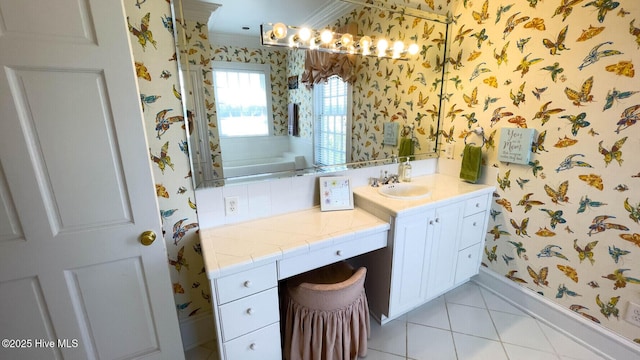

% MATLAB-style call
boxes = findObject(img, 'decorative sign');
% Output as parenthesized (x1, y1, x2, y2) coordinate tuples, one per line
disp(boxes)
(383, 122, 399, 146)
(319, 176, 354, 211)
(497, 128, 535, 164)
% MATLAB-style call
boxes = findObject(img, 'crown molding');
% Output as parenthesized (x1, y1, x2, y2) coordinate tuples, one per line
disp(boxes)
(181, 0, 220, 24)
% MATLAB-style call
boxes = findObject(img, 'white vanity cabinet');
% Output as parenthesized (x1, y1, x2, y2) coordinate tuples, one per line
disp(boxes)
(212, 263, 282, 360)
(353, 177, 493, 324)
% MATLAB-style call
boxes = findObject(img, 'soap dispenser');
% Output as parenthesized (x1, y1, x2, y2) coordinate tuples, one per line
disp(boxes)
(398, 160, 405, 181)
(402, 159, 412, 182)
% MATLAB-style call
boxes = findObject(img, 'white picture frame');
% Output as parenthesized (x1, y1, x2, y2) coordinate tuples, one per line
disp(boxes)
(319, 176, 354, 211)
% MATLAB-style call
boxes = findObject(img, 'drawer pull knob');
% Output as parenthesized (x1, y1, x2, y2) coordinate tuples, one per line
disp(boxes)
(336, 250, 343, 256)
(475, 203, 480, 208)
(473, 222, 477, 226)
(243, 280, 252, 288)
(246, 308, 254, 315)
(250, 343, 257, 350)
(468, 254, 472, 259)
(429, 220, 434, 225)
(435, 218, 440, 223)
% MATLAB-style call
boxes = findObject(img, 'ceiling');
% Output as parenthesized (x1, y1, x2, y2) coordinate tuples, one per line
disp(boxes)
(199, 0, 354, 37)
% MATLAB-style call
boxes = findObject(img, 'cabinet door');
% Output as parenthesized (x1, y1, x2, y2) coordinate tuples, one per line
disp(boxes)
(388, 210, 432, 317)
(426, 202, 464, 299)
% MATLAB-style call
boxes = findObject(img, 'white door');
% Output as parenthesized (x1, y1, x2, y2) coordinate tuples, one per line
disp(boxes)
(0, 1, 184, 359)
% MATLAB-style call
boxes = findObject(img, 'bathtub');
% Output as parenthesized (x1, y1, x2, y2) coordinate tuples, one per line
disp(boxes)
(223, 155, 305, 178)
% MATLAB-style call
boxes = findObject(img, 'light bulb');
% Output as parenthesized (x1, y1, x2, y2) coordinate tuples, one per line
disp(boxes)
(298, 27, 311, 42)
(408, 43, 419, 55)
(393, 41, 404, 53)
(320, 29, 333, 44)
(359, 35, 371, 55)
(272, 22, 287, 39)
(377, 38, 389, 56)
(340, 33, 353, 47)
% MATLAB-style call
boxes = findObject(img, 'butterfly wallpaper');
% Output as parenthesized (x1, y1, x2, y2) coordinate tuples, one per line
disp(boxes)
(124, 1, 209, 321)
(446, 0, 640, 344)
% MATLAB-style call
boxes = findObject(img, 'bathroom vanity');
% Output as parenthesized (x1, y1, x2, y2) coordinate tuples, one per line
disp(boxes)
(353, 173, 494, 323)
(198, 172, 494, 359)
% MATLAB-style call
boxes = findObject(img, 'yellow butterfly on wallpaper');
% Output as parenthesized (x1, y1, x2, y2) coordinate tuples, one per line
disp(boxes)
(619, 233, 640, 247)
(554, 136, 578, 148)
(468, 50, 482, 61)
(510, 82, 526, 107)
(508, 115, 528, 128)
(484, 245, 498, 263)
(423, 22, 435, 40)
(564, 76, 594, 106)
(485, 129, 497, 150)
(579, 173, 604, 191)
(533, 101, 565, 126)
(518, 193, 545, 213)
(156, 184, 169, 198)
(503, 12, 530, 39)
(605, 61, 635, 77)
(531, 130, 547, 153)
(543, 25, 569, 55)
(577, 25, 605, 42)
(440, 126, 455, 143)
(463, 87, 478, 108)
(510, 217, 530, 237)
(417, 92, 429, 108)
(506, 270, 528, 284)
(423, 0, 435, 10)
(493, 41, 509, 65)
(497, 169, 511, 190)
(173, 282, 185, 294)
(169, 246, 189, 272)
(526, 265, 549, 287)
(150, 141, 174, 174)
(135, 62, 151, 81)
(472, 0, 489, 24)
(598, 137, 627, 166)
(557, 265, 579, 282)
(496, 198, 513, 212)
(553, 0, 585, 21)
(483, 76, 498, 88)
(544, 180, 569, 204)
(449, 49, 464, 70)
(574, 239, 598, 264)
(524, 18, 546, 31)
(514, 53, 543, 77)
(411, 17, 422, 29)
(127, 12, 157, 50)
(454, 24, 473, 46)
(535, 227, 555, 237)
(630, 20, 640, 48)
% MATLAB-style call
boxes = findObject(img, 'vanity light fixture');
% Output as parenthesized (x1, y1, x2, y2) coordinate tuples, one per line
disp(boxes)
(260, 22, 419, 60)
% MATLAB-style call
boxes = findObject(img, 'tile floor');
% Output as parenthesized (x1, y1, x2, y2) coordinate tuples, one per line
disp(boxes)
(184, 281, 606, 360)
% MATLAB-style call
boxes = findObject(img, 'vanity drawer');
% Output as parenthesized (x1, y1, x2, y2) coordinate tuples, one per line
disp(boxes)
(464, 194, 489, 216)
(278, 230, 387, 280)
(223, 322, 282, 360)
(459, 212, 486, 250)
(219, 287, 280, 341)
(454, 243, 482, 284)
(215, 263, 277, 304)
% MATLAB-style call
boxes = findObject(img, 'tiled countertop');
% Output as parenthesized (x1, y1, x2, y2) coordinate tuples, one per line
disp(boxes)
(353, 173, 496, 217)
(200, 207, 390, 279)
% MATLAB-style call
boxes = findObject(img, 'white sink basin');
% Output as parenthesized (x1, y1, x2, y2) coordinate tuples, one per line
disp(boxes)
(378, 183, 431, 200)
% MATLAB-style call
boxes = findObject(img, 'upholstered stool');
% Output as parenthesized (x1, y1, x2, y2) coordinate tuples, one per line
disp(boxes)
(284, 261, 370, 360)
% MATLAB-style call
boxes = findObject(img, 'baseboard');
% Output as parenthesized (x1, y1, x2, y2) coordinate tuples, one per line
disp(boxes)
(179, 310, 216, 351)
(474, 268, 640, 360)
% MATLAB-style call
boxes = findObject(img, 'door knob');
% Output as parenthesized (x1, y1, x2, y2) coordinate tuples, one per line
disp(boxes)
(140, 230, 156, 246)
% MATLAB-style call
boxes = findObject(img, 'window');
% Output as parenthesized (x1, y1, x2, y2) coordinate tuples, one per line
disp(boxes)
(212, 61, 272, 137)
(314, 76, 351, 166)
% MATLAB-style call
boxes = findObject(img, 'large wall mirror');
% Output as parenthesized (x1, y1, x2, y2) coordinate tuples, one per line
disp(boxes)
(175, 0, 451, 188)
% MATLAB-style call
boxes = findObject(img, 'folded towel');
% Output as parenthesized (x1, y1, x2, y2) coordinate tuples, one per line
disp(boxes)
(398, 138, 414, 158)
(460, 144, 482, 183)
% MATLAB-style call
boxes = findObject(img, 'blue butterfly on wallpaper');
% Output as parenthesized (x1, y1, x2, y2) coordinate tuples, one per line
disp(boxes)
(555, 154, 592, 172)
(577, 195, 607, 213)
(469, 62, 491, 81)
(490, 208, 501, 221)
(140, 94, 161, 111)
(537, 245, 569, 261)
(470, 29, 489, 49)
(583, 0, 620, 23)
(560, 112, 590, 136)
(556, 284, 581, 299)
(502, 254, 514, 265)
(608, 246, 630, 264)
(540, 208, 566, 229)
(578, 42, 622, 70)
(516, 37, 531, 53)
(603, 88, 639, 111)
(160, 209, 178, 220)
(176, 301, 192, 312)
